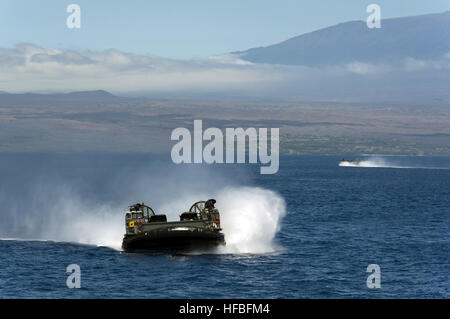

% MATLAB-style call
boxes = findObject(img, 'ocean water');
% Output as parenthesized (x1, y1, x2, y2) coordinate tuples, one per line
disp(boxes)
(0, 153, 449, 298)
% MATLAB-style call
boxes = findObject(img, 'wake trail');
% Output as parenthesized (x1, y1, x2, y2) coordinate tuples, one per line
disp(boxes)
(339, 157, 450, 169)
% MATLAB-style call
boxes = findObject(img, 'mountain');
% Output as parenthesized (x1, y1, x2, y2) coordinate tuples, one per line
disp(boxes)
(0, 90, 116, 99)
(0, 90, 119, 107)
(236, 11, 450, 66)
(55, 90, 116, 99)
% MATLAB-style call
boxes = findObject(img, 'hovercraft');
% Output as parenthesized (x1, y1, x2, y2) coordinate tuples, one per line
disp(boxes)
(122, 199, 225, 251)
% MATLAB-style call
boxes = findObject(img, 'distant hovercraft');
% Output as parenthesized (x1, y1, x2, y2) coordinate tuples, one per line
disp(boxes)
(339, 158, 362, 166)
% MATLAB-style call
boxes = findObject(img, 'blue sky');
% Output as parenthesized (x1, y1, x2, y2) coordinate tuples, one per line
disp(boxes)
(1, 0, 449, 59)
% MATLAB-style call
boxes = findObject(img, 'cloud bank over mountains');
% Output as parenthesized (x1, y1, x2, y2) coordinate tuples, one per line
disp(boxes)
(1, 43, 288, 94)
(1, 12, 449, 104)
(0, 43, 448, 100)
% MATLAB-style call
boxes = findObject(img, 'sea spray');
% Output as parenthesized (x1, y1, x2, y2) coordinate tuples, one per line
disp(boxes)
(2, 183, 286, 254)
(339, 157, 390, 167)
(153, 186, 287, 254)
(339, 156, 450, 169)
(15, 186, 124, 249)
(215, 187, 286, 254)
(339, 156, 413, 168)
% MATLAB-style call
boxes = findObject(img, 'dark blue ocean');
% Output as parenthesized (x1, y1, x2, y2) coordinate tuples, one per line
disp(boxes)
(0, 154, 449, 298)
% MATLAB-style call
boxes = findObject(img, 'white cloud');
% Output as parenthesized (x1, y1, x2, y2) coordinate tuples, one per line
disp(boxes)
(0, 44, 296, 94)
(345, 62, 385, 75)
(0, 44, 448, 100)
(404, 56, 450, 72)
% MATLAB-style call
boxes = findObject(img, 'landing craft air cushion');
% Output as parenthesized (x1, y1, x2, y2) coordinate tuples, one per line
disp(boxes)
(122, 199, 225, 251)
(339, 158, 362, 166)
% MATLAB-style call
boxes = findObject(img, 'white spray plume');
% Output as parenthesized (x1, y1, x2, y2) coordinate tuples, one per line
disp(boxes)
(13, 186, 125, 250)
(3, 184, 286, 254)
(339, 156, 450, 169)
(216, 187, 286, 254)
(338, 156, 449, 169)
(154, 186, 286, 254)
(339, 157, 391, 168)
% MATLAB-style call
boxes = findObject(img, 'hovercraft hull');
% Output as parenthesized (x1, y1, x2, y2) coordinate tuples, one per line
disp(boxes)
(122, 227, 225, 251)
